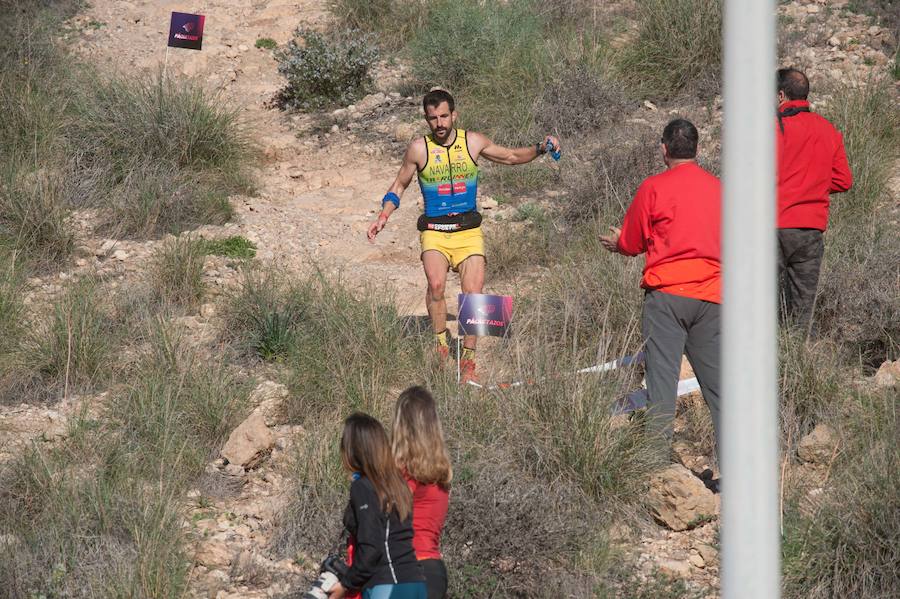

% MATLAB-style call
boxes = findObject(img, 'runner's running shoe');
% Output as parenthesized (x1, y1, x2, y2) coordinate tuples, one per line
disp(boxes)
(459, 358, 478, 384)
(435, 329, 451, 362)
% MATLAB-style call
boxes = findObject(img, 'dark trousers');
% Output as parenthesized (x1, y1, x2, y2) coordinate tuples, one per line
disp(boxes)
(777, 228, 824, 335)
(642, 291, 722, 455)
(420, 559, 447, 599)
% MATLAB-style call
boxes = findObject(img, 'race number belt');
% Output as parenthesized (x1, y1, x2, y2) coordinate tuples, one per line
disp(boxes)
(417, 211, 482, 232)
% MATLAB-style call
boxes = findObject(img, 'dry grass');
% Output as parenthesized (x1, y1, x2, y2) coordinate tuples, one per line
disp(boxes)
(149, 235, 206, 310)
(617, 0, 723, 100)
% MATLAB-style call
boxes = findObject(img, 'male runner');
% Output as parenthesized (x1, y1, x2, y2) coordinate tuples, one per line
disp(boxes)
(367, 89, 560, 383)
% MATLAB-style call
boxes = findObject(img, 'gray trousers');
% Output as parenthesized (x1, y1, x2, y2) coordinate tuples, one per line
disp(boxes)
(777, 228, 824, 335)
(642, 291, 722, 454)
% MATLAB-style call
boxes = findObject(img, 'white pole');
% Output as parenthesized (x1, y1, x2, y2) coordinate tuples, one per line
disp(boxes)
(721, 0, 780, 598)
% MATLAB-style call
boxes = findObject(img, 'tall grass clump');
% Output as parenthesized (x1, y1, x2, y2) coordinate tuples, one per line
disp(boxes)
(408, 0, 551, 142)
(0, 255, 25, 383)
(516, 244, 645, 358)
(329, 0, 426, 47)
(778, 332, 844, 451)
(0, 1, 79, 162)
(782, 388, 899, 598)
(69, 74, 250, 181)
(0, 331, 248, 597)
(149, 235, 206, 309)
(222, 267, 427, 422)
(28, 278, 118, 396)
(67, 74, 251, 237)
(275, 28, 378, 111)
(816, 82, 899, 364)
(221, 267, 311, 361)
(617, 0, 723, 100)
(0, 163, 75, 270)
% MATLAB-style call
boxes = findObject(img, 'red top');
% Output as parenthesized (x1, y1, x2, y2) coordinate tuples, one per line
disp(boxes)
(617, 162, 722, 304)
(776, 99, 853, 230)
(406, 478, 449, 561)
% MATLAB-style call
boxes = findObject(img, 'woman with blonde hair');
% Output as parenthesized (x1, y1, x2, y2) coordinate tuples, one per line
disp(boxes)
(328, 413, 426, 599)
(392, 386, 452, 599)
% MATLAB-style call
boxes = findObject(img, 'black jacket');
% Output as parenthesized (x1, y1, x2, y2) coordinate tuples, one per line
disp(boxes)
(339, 476, 424, 591)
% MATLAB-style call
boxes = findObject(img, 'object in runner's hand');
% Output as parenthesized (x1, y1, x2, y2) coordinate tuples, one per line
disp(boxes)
(545, 140, 561, 161)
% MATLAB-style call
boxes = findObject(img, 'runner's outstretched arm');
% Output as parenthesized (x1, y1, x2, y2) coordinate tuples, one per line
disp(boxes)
(368, 140, 424, 241)
(469, 132, 561, 166)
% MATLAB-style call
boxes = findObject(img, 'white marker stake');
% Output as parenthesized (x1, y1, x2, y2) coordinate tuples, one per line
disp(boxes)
(456, 336, 461, 385)
(722, 1, 780, 598)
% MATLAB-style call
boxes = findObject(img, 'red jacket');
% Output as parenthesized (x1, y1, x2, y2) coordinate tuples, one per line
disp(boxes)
(617, 162, 722, 304)
(776, 99, 853, 230)
(406, 478, 449, 561)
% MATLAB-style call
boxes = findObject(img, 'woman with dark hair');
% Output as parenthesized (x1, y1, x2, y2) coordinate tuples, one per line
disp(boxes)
(392, 387, 452, 599)
(329, 413, 426, 599)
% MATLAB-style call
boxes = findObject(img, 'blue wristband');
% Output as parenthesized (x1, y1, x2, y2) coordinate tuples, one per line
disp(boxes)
(382, 192, 400, 209)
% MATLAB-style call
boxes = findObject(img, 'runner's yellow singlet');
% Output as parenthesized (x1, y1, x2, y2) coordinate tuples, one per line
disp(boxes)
(417, 129, 479, 217)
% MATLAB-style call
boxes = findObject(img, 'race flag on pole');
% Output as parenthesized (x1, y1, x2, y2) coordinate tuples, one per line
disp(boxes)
(457, 293, 513, 338)
(168, 12, 205, 50)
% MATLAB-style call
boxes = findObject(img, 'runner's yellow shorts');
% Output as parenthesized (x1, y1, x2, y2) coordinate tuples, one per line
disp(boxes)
(420, 226, 485, 272)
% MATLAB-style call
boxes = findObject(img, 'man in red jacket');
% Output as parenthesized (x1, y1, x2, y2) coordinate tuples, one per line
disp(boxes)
(601, 119, 722, 456)
(776, 68, 853, 334)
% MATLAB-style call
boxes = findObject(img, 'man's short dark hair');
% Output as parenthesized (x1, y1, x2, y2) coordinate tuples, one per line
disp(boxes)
(423, 89, 455, 113)
(662, 119, 698, 159)
(777, 68, 809, 100)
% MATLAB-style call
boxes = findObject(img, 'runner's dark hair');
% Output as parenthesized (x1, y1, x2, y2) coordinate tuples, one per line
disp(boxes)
(423, 89, 455, 112)
(661, 118, 698, 159)
(777, 68, 809, 101)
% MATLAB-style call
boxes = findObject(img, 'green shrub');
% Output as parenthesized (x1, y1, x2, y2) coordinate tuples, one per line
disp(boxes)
(254, 37, 276, 50)
(223, 266, 426, 421)
(617, 0, 723, 99)
(149, 235, 206, 309)
(275, 28, 378, 110)
(563, 131, 661, 225)
(201, 235, 257, 259)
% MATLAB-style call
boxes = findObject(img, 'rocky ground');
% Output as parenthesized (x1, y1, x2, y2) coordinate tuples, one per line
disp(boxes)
(1, 0, 898, 597)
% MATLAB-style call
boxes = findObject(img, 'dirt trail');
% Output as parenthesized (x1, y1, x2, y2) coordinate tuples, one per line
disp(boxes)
(71, 0, 438, 307)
